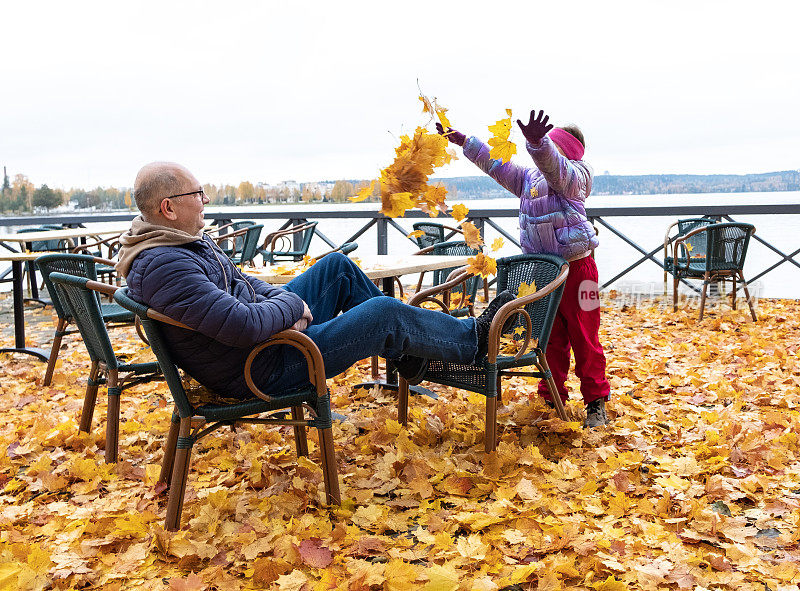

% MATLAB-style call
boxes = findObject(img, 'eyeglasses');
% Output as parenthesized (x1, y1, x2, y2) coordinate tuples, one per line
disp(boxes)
(167, 189, 206, 200)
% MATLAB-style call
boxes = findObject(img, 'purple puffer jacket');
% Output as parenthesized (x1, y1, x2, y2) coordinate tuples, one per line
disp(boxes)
(462, 135, 598, 259)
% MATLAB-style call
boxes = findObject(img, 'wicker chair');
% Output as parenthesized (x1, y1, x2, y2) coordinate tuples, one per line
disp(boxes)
(206, 221, 256, 257)
(210, 224, 263, 267)
(46, 273, 161, 464)
(672, 222, 757, 320)
(259, 222, 318, 264)
(415, 240, 482, 317)
(37, 254, 136, 386)
(411, 221, 464, 249)
(663, 217, 715, 293)
(113, 288, 341, 531)
(399, 254, 569, 452)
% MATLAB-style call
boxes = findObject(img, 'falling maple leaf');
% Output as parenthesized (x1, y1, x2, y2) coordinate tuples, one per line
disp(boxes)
(382, 192, 416, 218)
(407, 230, 424, 239)
(461, 221, 484, 249)
(451, 203, 469, 222)
(466, 253, 497, 278)
(350, 179, 376, 203)
(487, 109, 517, 163)
(491, 237, 505, 251)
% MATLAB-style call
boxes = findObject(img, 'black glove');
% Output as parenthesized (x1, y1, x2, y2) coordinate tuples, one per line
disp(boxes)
(516, 109, 553, 144)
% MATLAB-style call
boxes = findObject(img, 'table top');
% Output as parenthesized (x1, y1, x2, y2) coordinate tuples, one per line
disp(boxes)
(0, 251, 63, 262)
(250, 254, 474, 284)
(0, 228, 123, 243)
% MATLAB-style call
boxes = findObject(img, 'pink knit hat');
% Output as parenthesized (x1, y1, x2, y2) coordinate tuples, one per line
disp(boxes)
(548, 128, 584, 160)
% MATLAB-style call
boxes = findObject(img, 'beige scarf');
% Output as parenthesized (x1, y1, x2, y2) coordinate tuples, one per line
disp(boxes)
(115, 216, 203, 278)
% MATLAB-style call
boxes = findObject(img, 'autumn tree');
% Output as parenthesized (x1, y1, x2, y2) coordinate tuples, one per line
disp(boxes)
(32, 184, 62, 210)
(236, 181, 255, 203)
(330, 180, 355, 203)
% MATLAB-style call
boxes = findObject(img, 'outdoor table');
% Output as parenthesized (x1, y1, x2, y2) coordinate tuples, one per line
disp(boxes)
(252, 254, 473, 296)
(0, 252, 62, 360)
(251, 254, 474, 395)
(1, 228, 124, 302)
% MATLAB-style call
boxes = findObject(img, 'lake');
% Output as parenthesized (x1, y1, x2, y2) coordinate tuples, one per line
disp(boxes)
(2, 190, 798, 299)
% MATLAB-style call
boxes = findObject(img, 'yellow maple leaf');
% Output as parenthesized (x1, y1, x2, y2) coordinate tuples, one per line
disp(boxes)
(461, 221, 484, 249)
(451, 203, 469, 222)
(436, 107, 451, 129)
(487, 114, 512, 140)
(488, 135, 517, 163)
(419, 94, 434, 114)
(350, 179, 376, 203)
(381, 191, 415, 218)
(491, 237, 505, 251)
(592, 576, 629, 591)
(518, 281, 537, 297)
(408, 230, 425, 239)
(422, 563, 460, 591)
(466, 253, 497, 278)
(384, 559, 419, 591)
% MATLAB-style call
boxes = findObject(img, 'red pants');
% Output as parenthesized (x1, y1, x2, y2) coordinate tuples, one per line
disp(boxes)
(537, 256, 610, 404)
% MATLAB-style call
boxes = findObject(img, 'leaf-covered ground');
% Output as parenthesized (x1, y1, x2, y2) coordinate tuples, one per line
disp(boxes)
(1, 291, 799, 590)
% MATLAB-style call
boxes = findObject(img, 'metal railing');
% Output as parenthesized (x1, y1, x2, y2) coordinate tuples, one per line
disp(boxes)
(2, 203, 799, 293)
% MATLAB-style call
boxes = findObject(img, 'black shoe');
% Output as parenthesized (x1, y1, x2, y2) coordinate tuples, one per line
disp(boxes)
(583, 398, 609, 428)
(394, 355, 428, 385)
(474, 290, 515, 362)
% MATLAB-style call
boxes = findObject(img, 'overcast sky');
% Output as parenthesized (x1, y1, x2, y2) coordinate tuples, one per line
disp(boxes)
(2, 0, 798, 189)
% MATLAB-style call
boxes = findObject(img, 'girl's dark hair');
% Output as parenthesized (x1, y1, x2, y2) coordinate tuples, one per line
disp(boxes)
(559, 125, 585, 148)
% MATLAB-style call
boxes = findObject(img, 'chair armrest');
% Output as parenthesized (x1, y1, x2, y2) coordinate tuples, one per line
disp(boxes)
(487, 263, 569, 363)
(244, 330, 327, 403)
(413, 246, 436, 256)
(672, 225, 710, 270)
(261, 222, 316, 252)
(204, 222, 236, 237)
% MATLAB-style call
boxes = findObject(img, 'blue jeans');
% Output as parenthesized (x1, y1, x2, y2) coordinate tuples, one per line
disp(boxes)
(257, 253, 478, 394)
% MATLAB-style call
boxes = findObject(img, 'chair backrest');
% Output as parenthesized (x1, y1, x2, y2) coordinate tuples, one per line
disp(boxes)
(676, 218, 714, 257)
(429, 240, 481, 314)
(267, 222, 319, 261)
(224, 221, 256, 254)
(235, 224, 264, 264)
(495, 254, 568, 353)
(113, 288, 194, 418)
(705, 222, 755, 272)
(37, 253, 100, 321)
(47, 272, 119, 368)
(412, 222, 448, 249)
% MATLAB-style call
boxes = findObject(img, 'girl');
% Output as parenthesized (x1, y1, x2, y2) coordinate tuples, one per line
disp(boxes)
(437, 110, 610, 427)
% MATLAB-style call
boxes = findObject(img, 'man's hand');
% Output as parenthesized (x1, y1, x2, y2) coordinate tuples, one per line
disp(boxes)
(435, 122, 466, 147)
(291, 301, 313, 331)
(516, 109, 553, 144)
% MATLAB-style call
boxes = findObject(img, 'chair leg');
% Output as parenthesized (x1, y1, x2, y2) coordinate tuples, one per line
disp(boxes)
(371, 356, 379, 380)
(485, 395, 497, 453)
(738, 270, 758, 321)
(105, 370, 121, 464)
(159, 411, 181, 487)
(416, 272, 425, 293)
(672, 272, 679, 312)
(79, 360, 100, 434)
(317, 426, 341, 505)
(540, 356, 568, 421)
(166, 418, 193, 531)
(483, 278, 490, 302)
(699, 272, 710, 320)
(731, 274, 737, 310)
(398, 378, 409, 426)
(291, 406, 309, 457)
(43, 318, 68, 386)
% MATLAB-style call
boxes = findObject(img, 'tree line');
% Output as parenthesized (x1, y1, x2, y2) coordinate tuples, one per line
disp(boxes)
(0, 169, 373, 214)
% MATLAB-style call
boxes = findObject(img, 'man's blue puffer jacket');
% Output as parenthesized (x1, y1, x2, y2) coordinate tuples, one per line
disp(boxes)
(126, 236, 305, 398)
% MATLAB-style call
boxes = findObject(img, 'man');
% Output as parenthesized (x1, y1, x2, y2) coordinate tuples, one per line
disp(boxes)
(116, 162, 513, 399)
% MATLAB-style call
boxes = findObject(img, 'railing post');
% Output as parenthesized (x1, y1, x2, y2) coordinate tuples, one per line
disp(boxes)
(377, 217, 388, 255)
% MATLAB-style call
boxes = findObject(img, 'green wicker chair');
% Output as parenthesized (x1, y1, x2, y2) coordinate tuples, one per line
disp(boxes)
(417, 240, 482, 317)
(663, 217, 715, 293)
(113, 287, 341, 531)
(411, 221, 464, 249)
(37, 254, 136, 386)
(672, 222, 757, 320)
(259, 221, 318, 264)
(211, 224, 263, 268)
(206, 221, 256, 257)
(399, 253, 570, 452)
(46, 273, 161, 464)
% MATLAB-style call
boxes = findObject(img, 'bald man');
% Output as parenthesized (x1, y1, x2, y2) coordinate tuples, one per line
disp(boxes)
(116, 162, 512, 399)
